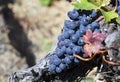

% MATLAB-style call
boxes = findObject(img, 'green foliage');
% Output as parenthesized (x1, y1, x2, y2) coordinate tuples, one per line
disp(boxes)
(73, 0, 110, 10)
(116, 16, 120, 24)
(73, 0, 98, 10)
(84, 78, 94, 82)
(101, 9, 118, 22)
(73, 0, 119, 23)
(79, 77, 94, 82)
(39, 0, 52, 6)
(88, 0, 110, 7)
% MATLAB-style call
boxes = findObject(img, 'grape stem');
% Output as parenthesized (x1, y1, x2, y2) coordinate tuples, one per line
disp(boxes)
(95, 16, 104, 22)
(74, 46, 120, 66)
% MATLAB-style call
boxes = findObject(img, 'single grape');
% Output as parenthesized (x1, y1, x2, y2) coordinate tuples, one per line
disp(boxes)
(70, 34, 79, 42)
(74, 58, 80, 63)
(53, 57, 62, 66)
(76, 30, 82, 37)
(48, 64, 56, 72)
(86, 24, 94, 31)
(63, 26, 69, 32)
(64, 39, 71, 47)
(117, 5, 120, 15)
(118, 6, 120, 11)
(68, 29, 75, 36)
(77, 37, 84, 46)
(75, 21, 80, 27)
(91, 22, 100, 29)
(64, 20, 77, 29)
(118, 10, 120, 15)
(49, 55, 55, 64)
(80, 16, 89, 26)
(63, 56, 72, 64)
(68, 42, 75, 48)
(56, 67, 62, 73)
(66, 47, 73, 54)
(68, 55, 74, 60)
(108, 4, 113, 7)
(79, 24, 87, 35)
(72, 46, 82, 54)
(59, 63, 66, 70)
(63, 32, 70, 39)
(68, 9, 79, 20)
(58, 34, 65, 41)
(91, 10, 97, 18)
(61, 46, 66, 53)
(57, 41, 64, 47)
(49, 55, 58, 61)
(56, 49, 64, 57)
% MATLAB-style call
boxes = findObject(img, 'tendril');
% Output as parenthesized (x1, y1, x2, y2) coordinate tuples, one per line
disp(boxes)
(74, 46, 120, 66)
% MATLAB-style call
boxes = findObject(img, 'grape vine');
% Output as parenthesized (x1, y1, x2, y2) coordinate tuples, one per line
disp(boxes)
(73, 0, 119, 23)
(48, 0, 120, 74)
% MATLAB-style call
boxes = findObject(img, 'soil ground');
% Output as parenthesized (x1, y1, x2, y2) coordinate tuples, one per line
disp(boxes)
(0, 0, 72, 82)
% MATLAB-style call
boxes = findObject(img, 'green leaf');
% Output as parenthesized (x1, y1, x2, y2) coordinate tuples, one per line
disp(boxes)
(73, 0, 110, 10)
(73, 0, 98, 10)
(88, 0, 110, 7)
(80, 78, 94, 82)
(85, 78, 94, 82)
(88, 0, 102, 6)
(101, 9, 119, 22)
(39, 0, 52, 6)
(116, 16, 120, 24)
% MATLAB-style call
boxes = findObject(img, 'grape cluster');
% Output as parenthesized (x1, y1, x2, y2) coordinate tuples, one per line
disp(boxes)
(48, 9, 101, 73)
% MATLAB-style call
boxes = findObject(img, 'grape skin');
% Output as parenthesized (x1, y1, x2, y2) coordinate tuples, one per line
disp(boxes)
(91, 11, 97, 18)
(48, 64, 56, 72)
(59, 63, 66, 70)
(68, 9, 79, 20)
(56, 67, 62, 73)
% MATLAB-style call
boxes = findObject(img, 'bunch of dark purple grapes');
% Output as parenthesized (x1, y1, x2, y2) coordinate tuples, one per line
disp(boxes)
(48, 9, 101, 73)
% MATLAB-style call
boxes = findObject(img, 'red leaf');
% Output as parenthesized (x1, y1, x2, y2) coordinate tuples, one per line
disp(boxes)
(84, 44, 92, 57)
(83, 30, 106, 57)
(83, 30, 93, 43)
(93, 32, 106, 42)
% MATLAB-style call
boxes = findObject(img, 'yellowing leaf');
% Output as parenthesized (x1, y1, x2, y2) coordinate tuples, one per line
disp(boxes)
(83, 30, 106, 57)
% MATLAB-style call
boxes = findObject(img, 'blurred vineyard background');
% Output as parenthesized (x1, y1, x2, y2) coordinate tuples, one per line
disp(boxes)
(0, 0, 72, 81)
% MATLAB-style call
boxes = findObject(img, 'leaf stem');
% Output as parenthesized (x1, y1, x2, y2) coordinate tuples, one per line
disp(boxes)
(95, 16, 104, 22)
